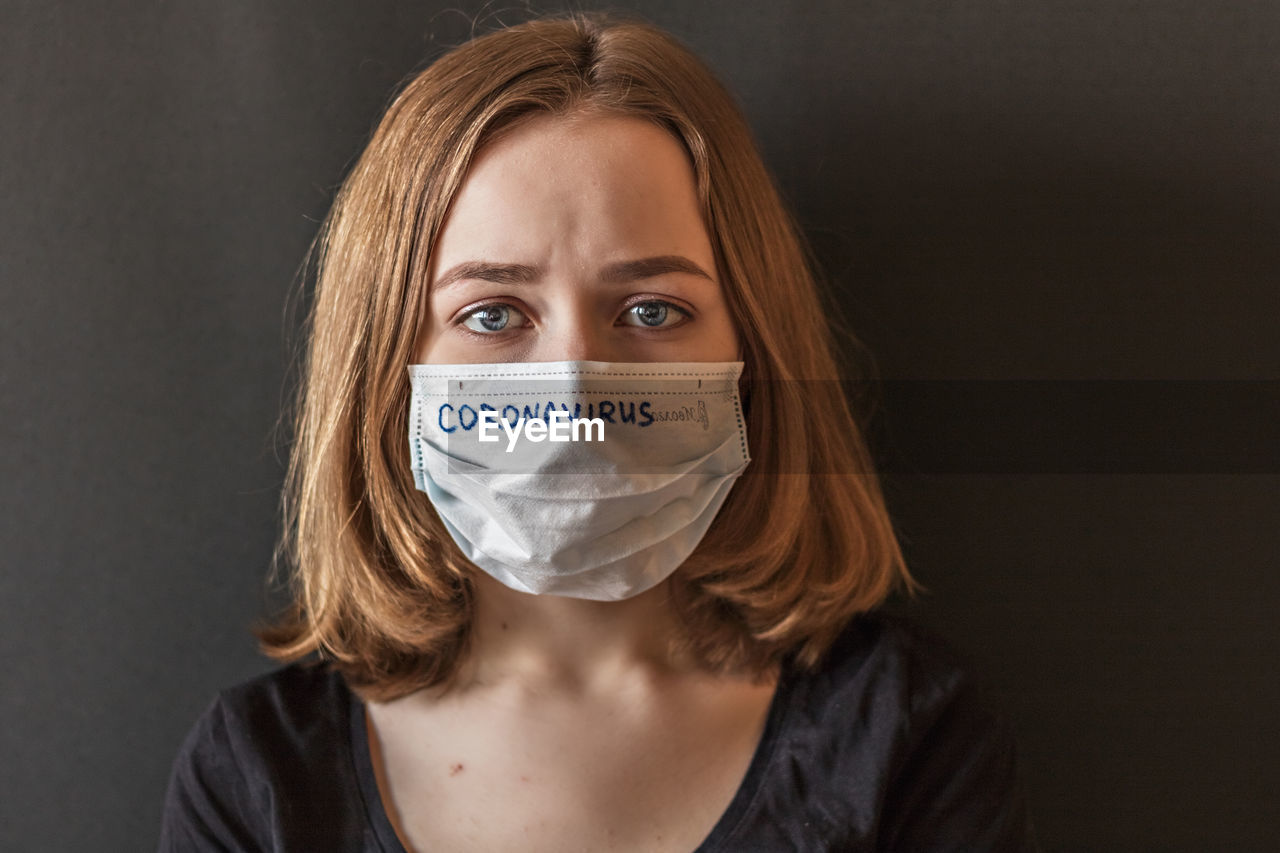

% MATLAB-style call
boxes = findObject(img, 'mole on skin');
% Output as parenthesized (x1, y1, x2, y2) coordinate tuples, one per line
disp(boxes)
(449, 762, 464, 776)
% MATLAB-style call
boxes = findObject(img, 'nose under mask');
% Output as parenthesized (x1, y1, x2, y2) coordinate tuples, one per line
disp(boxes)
(407, 360, 751, 600)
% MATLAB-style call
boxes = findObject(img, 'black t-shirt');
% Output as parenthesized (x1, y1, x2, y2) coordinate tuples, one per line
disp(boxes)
(158, 611, 1040, 852)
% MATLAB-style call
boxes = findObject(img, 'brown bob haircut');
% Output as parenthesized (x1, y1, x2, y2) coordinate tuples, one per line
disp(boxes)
(256, 12, 921, 701)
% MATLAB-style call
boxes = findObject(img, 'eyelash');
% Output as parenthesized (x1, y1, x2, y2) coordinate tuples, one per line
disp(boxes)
(451, 297, 693, 337)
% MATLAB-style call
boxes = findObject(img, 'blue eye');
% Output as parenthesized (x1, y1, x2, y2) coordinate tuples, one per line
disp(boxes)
(461, 304, 526, 333)
(621, 300, 686, 328)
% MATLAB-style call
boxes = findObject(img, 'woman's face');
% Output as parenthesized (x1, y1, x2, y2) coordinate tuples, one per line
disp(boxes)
(414, 112, 740, 364)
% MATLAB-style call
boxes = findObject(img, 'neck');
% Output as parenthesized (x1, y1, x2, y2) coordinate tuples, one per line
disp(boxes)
(454, 570, 691, 695)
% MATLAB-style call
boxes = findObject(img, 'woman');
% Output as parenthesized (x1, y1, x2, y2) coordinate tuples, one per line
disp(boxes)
(160, 12, 1038, 852)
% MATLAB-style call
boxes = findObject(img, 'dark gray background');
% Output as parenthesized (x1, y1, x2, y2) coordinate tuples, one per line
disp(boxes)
(3, 1, 1277, 850)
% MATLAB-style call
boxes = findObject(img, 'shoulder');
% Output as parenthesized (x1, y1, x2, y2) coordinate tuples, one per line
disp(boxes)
(794, 609, 988, 733)
(180, 659, 351, 779)
(215, 658, 352, 741)
(784, 610, 1041, 851)
(820, 608, 979, 690)
(158, 660, 368, 852)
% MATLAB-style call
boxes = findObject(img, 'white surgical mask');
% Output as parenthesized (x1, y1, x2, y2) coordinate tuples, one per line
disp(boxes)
(407, 360, 750, 600)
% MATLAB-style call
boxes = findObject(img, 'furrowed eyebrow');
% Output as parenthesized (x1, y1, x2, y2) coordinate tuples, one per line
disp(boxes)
(599, 255, 714, 284)
(431, 255, 714, 291)
(432, 261, 539, 291)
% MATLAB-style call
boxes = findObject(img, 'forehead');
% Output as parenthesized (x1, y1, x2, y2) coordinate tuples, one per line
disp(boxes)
(431, 111, 713, 271)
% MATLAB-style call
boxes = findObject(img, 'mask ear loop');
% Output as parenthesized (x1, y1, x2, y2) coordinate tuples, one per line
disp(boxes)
(737, 351, 753, 424)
